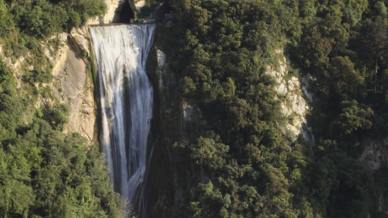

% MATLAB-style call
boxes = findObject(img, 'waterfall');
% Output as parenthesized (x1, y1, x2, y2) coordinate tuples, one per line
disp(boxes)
(90, 24, 155, 206)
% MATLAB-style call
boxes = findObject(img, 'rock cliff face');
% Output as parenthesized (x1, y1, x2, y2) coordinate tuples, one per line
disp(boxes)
(50, 33, 96, 143)
(41, 0, 128, 143)
(0, 0, 127, 144)
(265, 50, 309, 141)
(34, 0, 148, 148)
(0, 31, 97, 143)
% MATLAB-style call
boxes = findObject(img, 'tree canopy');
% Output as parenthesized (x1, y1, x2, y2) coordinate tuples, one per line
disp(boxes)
(155, 0, 388, 217)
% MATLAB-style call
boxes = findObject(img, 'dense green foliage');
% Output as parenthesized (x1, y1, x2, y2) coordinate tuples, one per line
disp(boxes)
(156, 0, 388, 217)
(0, 62, 121, 217)
(291, 0, 388, 217)
(0, 0, 387, 217)
(0, 0, 105, 37)
(0, 1, 123, 217)
(0, 0, 106, 59)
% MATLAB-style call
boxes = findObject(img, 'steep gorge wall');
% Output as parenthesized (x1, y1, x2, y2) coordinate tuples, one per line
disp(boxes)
(0, 0, 128, 144)
(54, 0, 132, 142)
(50, 32, 96, 142)
(10, 0, 152, 145)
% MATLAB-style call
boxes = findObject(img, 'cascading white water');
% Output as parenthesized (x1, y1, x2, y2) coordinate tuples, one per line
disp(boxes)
(90, 24, 154, 204)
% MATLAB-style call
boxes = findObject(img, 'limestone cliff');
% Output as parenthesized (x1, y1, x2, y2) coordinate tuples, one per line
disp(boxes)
(0, 0, 127, 144)
(50, 32, 96, 143)
(265, 50, 310, 141)
(49, 0, 128, 143)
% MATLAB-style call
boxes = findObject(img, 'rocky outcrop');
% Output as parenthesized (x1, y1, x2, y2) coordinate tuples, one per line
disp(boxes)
(50, 34, 96, 143)
(0, 0, 128, 144)
(266, 50, 309, 141)
(0, 31, 97, 144)
(44, 0, 126, 143)
(134, 0, 146, 10)
(360, 138, 388, 171)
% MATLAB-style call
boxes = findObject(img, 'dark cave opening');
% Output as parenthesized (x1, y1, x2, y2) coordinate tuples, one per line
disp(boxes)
(114, 0, 135, 23)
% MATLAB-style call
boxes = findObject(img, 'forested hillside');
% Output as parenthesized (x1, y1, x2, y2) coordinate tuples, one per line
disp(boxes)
(154, 0, 388, 217)
(292, 1, 388, 217)
(0, 0, 387, 218)
(0, 0, 121, 217)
